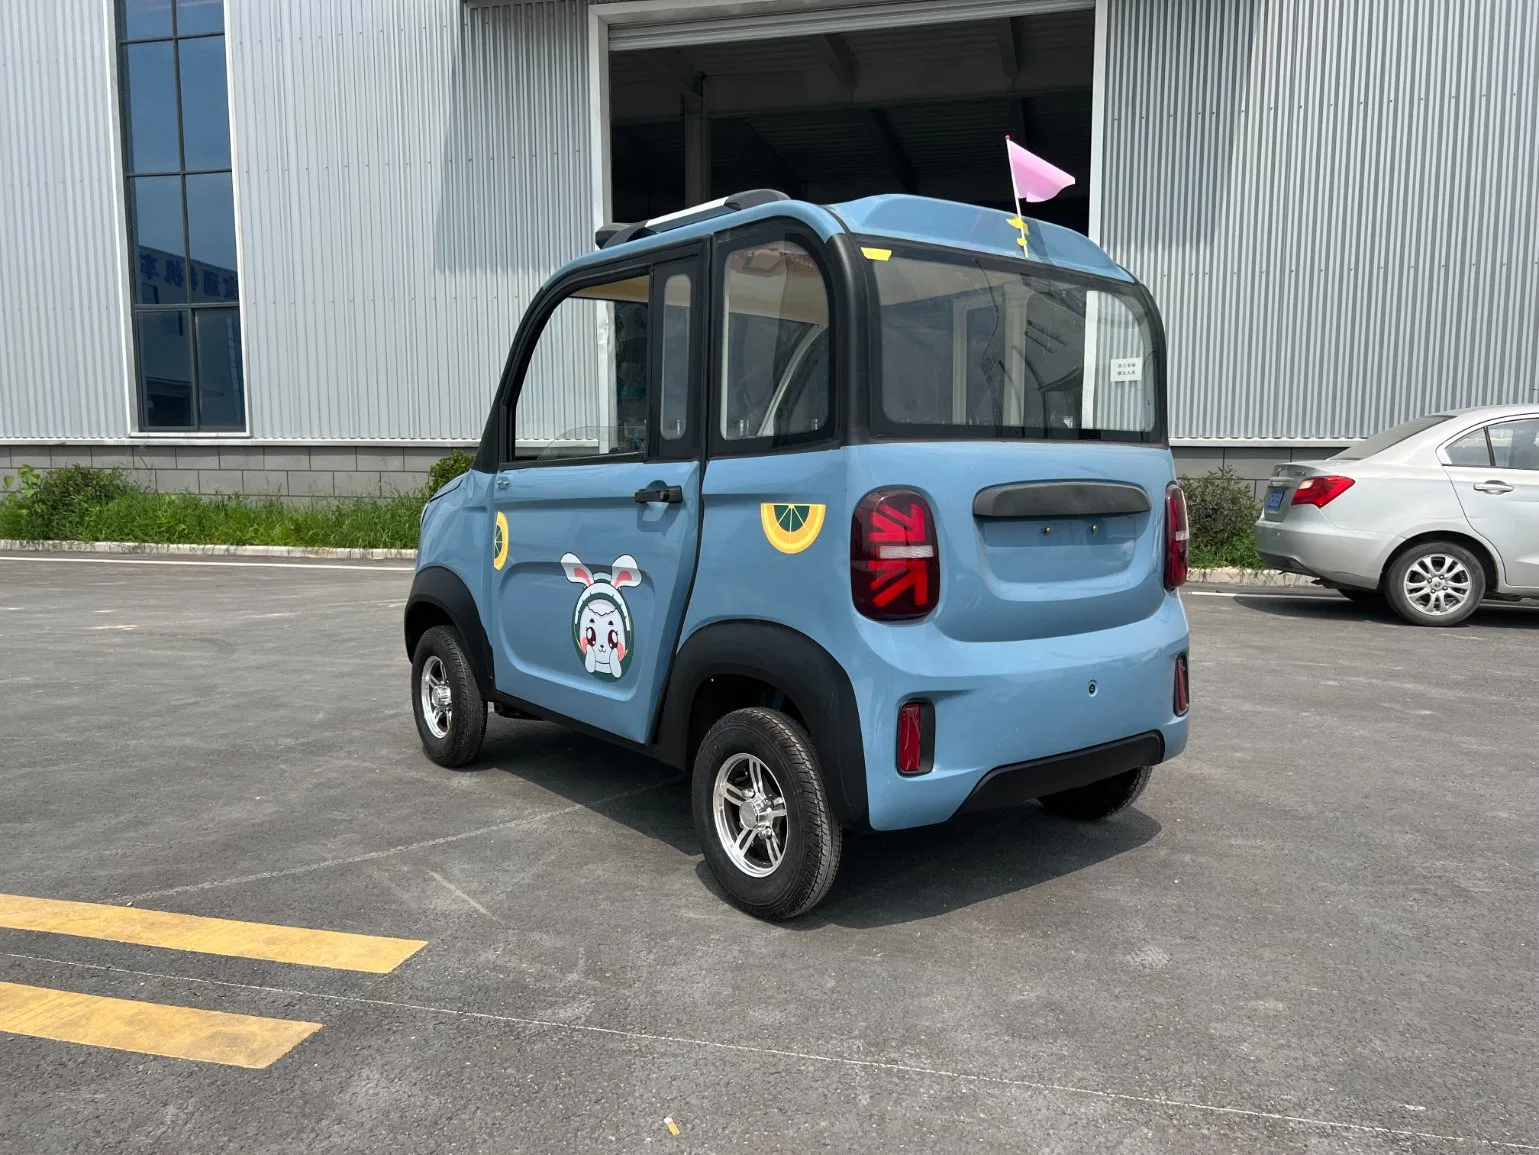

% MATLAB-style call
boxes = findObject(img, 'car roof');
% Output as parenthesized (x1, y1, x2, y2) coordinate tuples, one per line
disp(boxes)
(1437, 403, 1539, 421)
(564, 193, 1135, 285)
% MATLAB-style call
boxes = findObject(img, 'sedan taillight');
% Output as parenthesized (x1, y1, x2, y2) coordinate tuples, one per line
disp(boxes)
(1291, 475, 1355, 508)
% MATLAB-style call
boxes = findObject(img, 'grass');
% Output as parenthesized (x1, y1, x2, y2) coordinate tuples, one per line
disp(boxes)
(1, 464, 427, 550)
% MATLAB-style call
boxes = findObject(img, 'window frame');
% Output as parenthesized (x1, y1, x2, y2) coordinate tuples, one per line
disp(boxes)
(1438, 425, 1495, 468)
(853, 236, 1170, 447)
(708, 225, 842, 460)
(492, 244, 706, 471)
(117, 0, 242, 433)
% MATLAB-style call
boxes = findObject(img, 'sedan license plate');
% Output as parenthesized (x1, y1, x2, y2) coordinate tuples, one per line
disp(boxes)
(1265, 488, 1285, 511)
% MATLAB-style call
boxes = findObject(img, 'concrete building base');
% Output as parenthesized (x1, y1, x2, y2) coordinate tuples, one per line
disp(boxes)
(0, 443, 1347, 501)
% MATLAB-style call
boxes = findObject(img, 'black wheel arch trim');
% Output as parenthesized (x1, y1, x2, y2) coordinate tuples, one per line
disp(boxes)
(652, 620, 869, 830)
(405, 566, 496, 700)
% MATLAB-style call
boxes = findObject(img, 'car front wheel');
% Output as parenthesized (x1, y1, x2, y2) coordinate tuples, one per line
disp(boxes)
(411, 625, 487, 767)
(1385, 542, 1485, 627)
(692, 707, 842, 921)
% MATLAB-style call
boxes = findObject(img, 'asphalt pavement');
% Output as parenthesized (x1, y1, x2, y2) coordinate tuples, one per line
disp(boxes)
(0, 554, 1535, 1153)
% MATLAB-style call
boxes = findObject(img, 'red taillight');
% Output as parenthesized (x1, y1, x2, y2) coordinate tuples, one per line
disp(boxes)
(1174, 653, 1190, 716)
(1164, 483, 1189, 590)
(896, 700, 933, 775)
(1291, 475, 1355, 507)
(851, 488, 939, 620)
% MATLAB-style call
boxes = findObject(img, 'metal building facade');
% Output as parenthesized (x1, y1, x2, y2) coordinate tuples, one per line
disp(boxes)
(1100, 0, 1539, 443)
(0, 1, 133, 441)
(227, 0, 596, 442)
(3, 0, 1537, 460)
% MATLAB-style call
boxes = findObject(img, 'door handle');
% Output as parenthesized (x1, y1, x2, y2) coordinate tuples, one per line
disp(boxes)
(495, 476, 510, 490)
(1473, 480, 1513, 495)
(634, 484, 684, 504)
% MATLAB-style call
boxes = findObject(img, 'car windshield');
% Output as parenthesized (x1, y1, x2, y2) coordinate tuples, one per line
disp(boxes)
(1333, 413, 1454, 460)
(866, 244, 1163, 442)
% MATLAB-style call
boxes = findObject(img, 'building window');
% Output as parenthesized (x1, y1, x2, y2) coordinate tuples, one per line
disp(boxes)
(119, 0, 244, 432)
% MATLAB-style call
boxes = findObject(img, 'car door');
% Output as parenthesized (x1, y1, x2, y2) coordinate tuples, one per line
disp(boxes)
(488, 254, 704, 743)
(1441, 416, 1539, 591)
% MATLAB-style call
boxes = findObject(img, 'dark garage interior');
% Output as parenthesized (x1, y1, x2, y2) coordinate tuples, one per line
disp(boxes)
(608, 11, 1095, 233)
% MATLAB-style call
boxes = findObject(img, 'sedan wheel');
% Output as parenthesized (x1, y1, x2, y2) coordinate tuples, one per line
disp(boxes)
(1385, 542, 1485, 627)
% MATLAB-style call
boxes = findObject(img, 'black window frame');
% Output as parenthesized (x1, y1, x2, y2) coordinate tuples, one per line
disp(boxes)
(117, 0, 243, 433)
(853, 236, 1170, 448)
(492, 243, 707, 471)
(709, 224, 842, 459)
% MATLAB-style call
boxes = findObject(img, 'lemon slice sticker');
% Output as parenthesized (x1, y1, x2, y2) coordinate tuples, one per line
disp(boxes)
(760, 503, 826, 554)
(492, 512, 509, 571)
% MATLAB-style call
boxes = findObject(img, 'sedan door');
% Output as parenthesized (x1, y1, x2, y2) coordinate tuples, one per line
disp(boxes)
(1442, 416, 1539, 591)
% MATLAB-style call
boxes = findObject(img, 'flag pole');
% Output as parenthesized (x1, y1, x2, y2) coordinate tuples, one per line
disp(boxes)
(1005, 135, 1029, 259)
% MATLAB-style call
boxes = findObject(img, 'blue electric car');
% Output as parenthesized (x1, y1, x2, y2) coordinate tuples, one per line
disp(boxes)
(406, 191, 1191, 920)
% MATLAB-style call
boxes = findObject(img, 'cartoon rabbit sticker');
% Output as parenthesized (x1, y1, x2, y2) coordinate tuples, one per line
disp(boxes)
(560, 554, 642, 680)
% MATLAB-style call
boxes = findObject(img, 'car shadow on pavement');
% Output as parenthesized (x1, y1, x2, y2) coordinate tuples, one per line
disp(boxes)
(1232, 592, 1539, 629)
(781, 807, 1161, 929)
(476, 718, 1161, 928)
(476, 718, 697, 855)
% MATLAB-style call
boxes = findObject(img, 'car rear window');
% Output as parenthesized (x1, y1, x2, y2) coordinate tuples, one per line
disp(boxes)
(866, 244, 1162, 442)
(1333, 414, 1453, 460)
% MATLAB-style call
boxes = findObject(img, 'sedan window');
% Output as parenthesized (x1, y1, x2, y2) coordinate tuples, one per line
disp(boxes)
(1488, 418, 1539, 471)
(1443, 428, 1492, 467)
(1335, 413, 1453, 460)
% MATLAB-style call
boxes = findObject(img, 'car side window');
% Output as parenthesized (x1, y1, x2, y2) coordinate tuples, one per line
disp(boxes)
(511, 272, 650, 462)
(717, 237, 832, 448)
(658, 271, 692, 445)
(1488, 418, 1539, 471)
(1444, 428, 1492, 467)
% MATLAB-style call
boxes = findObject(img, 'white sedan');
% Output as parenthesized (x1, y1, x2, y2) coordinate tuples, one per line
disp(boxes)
(1254, 405, 1539, 626)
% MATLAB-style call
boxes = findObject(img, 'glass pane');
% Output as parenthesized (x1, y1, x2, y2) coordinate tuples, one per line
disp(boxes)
(176, 0, 225, 35)
(871, 248, 1157, 438)
(1335, 414, 1453, 460)
(179, 36, 230, 170)
(659, 274, 691, 441)
(194, 309, 245, 429)
(514, 275, 649, 456)
(1489, 419, 1539, 471)
(136, 310, 193, 429)
(1444, 429, 1491, 467)
(121, 0, 173, 39)
(122, 42, 180, 173)
(131, 176, 186, 304)
(187, 173, 237, 303)
(720, 240, 830, 441)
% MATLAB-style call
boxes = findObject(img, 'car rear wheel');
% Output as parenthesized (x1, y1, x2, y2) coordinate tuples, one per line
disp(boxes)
(1385, 542, 1485, 627)
(411, 625, 487, 767)
(692, 707, 842, 921)
(1039, 766, 1152, 820)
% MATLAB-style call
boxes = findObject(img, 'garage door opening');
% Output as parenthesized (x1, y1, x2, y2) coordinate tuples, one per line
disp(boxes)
(607, 10, 1095, 235)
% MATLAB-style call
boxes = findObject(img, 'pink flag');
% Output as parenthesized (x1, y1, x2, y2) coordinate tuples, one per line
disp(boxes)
(1006, 137, 1075, 203)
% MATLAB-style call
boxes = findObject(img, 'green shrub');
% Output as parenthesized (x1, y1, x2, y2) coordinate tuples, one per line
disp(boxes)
(428, 449, 475, 496)
(1180, 466, 1265, 569)
(1, 463, 137, 540)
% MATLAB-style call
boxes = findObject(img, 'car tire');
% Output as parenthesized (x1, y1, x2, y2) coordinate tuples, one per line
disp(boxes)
(1384, 541, 1485, 627)
(411, 625, 487, 768)
(692, 707, 842, 921)
(1039, 766, 1152, 821)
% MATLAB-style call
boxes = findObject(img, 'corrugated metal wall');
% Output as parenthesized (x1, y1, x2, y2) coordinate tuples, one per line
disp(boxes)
(1100, 0, 1539, 442)
(226, 0, 597, 442)
(0, 1, 131, 440)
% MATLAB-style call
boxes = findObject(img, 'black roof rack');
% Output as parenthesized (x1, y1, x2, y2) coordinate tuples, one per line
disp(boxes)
(595, 188, 790, 249)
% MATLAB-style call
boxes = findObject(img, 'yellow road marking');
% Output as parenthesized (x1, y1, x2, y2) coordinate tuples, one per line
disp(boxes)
(0, 981, 320, 1068)
(0, 894, 426, 974)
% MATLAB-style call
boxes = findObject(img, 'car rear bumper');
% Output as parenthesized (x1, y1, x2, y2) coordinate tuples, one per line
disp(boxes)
(956, 732, 1165, 815)
(854, 594, 1189, 830)
(1253, 516, 1388, 589)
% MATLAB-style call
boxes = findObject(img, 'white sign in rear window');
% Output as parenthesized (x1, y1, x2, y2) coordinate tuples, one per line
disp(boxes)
(1109, 358, 1143, 382)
